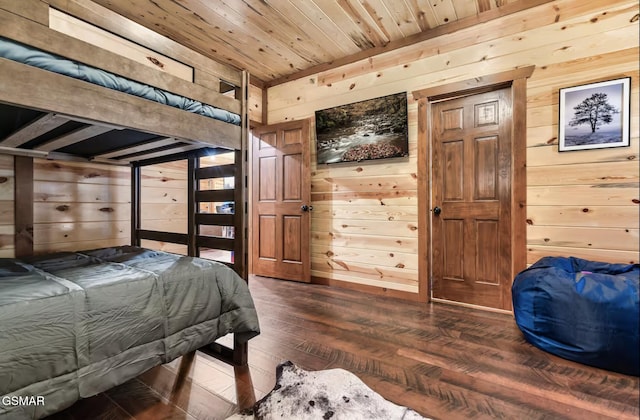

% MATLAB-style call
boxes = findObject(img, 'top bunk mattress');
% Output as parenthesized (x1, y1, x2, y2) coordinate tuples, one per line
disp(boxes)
(0, 36, 241, 125)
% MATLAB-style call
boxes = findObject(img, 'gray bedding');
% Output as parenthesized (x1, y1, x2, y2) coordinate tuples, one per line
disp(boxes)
(0, 246, 260, 419)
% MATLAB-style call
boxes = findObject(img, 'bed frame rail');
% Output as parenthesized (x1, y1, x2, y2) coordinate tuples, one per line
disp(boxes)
(198, 338, 248, 367)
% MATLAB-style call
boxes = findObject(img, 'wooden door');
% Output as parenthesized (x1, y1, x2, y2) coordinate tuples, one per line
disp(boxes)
(431, 87, 513, 310)
(251, 120, 311, 282)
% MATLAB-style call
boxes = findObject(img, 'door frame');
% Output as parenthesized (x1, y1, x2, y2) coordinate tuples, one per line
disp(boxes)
(412, 66, 534, 306)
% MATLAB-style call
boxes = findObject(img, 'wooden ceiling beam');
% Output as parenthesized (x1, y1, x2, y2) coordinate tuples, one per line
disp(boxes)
(265, 0, 556, 87)
(0, 113, 69, 147)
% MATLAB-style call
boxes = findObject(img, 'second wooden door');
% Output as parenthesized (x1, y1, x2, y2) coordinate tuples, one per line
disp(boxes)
(431, 87, 514, 310)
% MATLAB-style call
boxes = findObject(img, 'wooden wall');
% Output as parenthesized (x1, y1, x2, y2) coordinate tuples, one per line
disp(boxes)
(249, 84, 264, 125)
(140, 160, 188, 255)
(0, 157, 192, 256)
(525, 55, 638, 264)
(0, 154, 236, 258)
(266, 0, 639, 295)
(32, 159, 130, 253)
(6, 154, 238, 258)
(0, 155, 14, 257)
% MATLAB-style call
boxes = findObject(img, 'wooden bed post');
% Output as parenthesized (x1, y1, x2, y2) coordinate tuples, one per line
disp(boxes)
(236, 70, 250, 280)
(233, 337, 248, 366)
(131, 165, 141, 247)
(188, 155, 197, 257)
(233, 149, 245, 279)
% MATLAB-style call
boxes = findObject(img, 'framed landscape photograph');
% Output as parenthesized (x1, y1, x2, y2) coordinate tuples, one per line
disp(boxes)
(558, 77, 631, 152)
(315, 92, 409, 164)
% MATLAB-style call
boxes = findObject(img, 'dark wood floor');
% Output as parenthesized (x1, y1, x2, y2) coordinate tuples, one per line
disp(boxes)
(49, 276, 639, 420)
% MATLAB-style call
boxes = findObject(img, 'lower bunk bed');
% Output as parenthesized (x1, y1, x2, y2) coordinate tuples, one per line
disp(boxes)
(0, 246, 260, 419)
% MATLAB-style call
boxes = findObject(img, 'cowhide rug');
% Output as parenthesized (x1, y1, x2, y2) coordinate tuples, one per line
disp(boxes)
(227, 361, 429, 420)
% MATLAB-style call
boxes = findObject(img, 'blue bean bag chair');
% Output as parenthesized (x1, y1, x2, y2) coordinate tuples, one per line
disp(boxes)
(512, 257, 639, 376)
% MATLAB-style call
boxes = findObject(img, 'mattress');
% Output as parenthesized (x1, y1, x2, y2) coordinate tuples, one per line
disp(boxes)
(0, 36, 241, 125)
(0, 246, 260, 419)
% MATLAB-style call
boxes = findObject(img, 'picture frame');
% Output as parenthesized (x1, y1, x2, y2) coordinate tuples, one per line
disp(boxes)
(558, 77, 631, 152)
(314, 92, 409, 164)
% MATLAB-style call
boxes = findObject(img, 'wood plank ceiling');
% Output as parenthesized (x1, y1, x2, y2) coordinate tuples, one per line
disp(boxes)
(90, 0, 541, 86)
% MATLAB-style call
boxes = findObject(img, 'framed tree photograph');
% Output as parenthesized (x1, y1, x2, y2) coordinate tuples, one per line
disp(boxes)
(559, 77, 631, 151)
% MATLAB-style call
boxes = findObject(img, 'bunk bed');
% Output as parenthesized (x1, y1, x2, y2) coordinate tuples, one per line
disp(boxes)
(0, 1, 257, 418)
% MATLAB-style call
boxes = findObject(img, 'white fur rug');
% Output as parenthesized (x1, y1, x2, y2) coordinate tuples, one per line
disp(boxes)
(227, 361, 429, 420)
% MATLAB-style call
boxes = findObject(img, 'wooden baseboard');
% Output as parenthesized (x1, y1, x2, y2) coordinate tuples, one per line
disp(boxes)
(431, 297, 514, 315)
(311, 276, 424, 302)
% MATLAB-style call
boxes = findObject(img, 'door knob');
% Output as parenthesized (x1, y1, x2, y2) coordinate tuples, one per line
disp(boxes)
(433, 206, 442, 215)
(301, 204, 313, 212)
